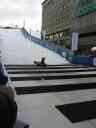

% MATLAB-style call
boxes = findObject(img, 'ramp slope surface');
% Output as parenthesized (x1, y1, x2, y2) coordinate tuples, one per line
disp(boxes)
(0, 28, 69, 65)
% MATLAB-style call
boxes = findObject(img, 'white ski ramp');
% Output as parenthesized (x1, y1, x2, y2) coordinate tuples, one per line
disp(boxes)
(0, 28, 69, 65)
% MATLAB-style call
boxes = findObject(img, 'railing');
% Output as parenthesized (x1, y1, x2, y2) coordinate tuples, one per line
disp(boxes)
(22, 28, 73, 59)
(21, 28, 96, 66)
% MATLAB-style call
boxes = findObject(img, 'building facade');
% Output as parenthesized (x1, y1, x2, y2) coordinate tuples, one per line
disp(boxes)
(72, 0, 96, 54)
(42, 0, 74, 47)
(42, 0, 96, 54)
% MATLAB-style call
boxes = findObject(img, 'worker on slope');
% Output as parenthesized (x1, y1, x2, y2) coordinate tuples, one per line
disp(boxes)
(34, 57, 47, 66)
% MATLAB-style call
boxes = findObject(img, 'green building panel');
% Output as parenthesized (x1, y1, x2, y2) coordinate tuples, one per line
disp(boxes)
(76, 0, 96, 17)
(78, 2, 96, 16)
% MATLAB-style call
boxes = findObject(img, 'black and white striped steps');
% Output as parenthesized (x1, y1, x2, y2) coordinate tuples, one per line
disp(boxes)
(5, 64, 96, 95)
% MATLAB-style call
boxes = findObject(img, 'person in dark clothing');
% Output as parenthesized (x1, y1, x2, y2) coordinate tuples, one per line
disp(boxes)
(0, 91, 30, 128)
(0, 62, 8, 85)
(34, 57, 47, 66)
(40, 57, 46, 66)
(89, 47, 96, 66)
(0, 92, 17, 128)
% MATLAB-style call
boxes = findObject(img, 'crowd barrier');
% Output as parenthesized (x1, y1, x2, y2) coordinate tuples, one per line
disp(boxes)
(71, 55, 90, 65)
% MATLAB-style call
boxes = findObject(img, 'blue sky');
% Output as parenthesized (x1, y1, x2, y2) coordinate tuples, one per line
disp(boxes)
(0, 0, 44, 31)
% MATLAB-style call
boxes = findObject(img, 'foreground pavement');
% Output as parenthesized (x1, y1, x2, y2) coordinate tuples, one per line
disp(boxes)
(5, 64, 96, 128)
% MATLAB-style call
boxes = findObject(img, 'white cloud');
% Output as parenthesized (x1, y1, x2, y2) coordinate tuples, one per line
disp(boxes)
(0, 0, 43, 31)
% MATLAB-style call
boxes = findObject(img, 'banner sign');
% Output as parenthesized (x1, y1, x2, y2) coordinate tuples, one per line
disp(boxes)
(71, 32, 79, 51)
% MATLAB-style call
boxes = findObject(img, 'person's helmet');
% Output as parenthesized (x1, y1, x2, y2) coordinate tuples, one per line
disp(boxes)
(90, 47, 96, 56)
